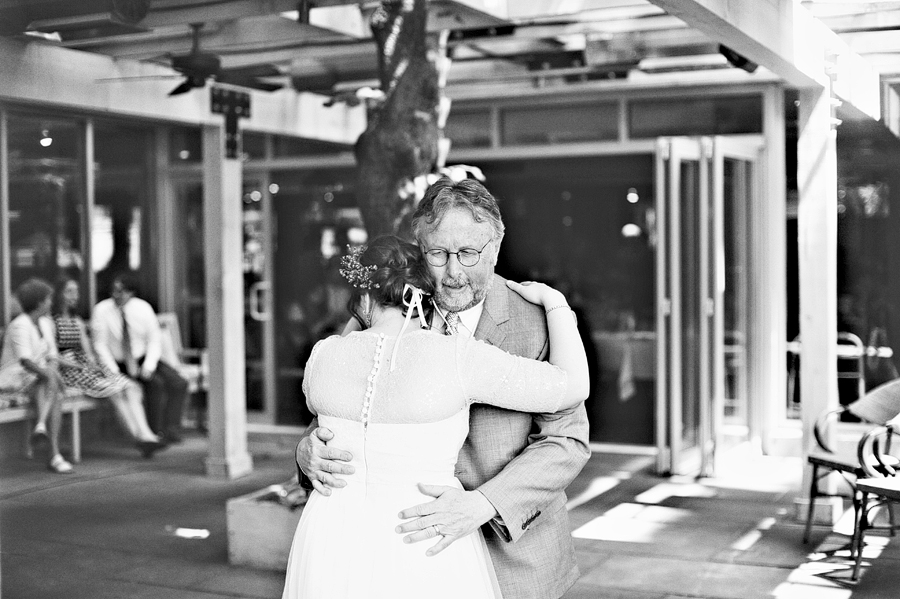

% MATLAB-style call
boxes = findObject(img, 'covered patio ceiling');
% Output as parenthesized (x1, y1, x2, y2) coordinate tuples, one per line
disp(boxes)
(0, 0, 898, 104)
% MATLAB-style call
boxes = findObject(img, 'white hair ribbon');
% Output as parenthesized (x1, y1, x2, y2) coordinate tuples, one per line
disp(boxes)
(389, 284, 428, 372)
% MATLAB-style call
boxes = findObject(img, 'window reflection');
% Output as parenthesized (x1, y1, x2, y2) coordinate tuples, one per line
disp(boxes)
(93, 122, 151, 302)
(7, 114, 84, 291)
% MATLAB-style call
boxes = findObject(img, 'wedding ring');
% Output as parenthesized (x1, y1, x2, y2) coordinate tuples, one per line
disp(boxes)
(432, 525, 441, 536)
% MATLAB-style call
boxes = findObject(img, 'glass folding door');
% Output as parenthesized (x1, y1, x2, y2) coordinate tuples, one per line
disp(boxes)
(655, 137, 758, 475)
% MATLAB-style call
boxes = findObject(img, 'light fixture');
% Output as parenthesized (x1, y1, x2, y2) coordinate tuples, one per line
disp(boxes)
(40, 129, 52, 147)
(626, 188, 639, 204)
(621, 223, 642, 237)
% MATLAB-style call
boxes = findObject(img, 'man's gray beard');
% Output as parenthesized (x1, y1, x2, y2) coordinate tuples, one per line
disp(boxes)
(435, 275, 494, 312)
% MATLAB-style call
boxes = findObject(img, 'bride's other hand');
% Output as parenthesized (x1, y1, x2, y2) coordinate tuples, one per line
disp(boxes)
(296, 427, 355, 496)
(506, 280, 567, 310)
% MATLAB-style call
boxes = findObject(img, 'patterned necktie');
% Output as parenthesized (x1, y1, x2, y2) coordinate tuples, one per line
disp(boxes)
(444, 311, 459, 336)
(119, 304, 137, 376)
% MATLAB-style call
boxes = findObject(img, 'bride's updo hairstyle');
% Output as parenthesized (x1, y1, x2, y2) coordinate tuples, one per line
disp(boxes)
(343, 235, 434, 329)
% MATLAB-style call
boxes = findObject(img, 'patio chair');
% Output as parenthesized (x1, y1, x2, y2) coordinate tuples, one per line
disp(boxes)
(851, 416, 900, 580)
(803, 377, 900, 548)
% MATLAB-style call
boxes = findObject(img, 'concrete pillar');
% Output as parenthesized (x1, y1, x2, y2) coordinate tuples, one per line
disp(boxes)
(203, 123, 253, 479)
(795, 83, 841, 523)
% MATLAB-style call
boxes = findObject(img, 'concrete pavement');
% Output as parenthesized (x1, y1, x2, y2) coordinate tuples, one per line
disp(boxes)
(1, 432, 896, 598)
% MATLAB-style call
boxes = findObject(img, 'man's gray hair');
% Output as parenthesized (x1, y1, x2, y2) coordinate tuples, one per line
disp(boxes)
(411, 176, 505, 243)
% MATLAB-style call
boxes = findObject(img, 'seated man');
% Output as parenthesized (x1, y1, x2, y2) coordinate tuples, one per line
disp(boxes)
(91, 273, 187, 444)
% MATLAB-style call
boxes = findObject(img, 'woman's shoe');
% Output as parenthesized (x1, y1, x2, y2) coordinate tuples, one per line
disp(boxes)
(48, 454, 74, 474)
(136, 439, 167, 459)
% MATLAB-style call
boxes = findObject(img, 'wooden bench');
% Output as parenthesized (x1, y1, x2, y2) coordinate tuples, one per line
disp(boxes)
(0, 389, 101, 463)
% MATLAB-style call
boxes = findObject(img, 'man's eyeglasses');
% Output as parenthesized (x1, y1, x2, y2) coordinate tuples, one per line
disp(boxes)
(424, 239, 492, 268)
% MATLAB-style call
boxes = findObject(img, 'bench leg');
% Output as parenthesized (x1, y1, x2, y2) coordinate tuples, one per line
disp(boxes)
(24, 418, 34, 459)
(71, 407, 82, 463)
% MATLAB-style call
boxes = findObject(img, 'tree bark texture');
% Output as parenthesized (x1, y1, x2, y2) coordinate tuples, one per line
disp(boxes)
(354, 0, 440, 239)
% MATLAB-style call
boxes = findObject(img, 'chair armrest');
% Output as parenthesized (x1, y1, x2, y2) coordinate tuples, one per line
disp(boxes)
(814, 405, 851, 454)
(858, 424, 900, 478)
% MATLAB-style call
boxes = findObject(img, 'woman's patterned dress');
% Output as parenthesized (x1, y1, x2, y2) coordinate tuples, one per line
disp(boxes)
(55, 315, 130, 398)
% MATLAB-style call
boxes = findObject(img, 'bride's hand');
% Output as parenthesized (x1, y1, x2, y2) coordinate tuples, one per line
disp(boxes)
(506, 280, 567, 310)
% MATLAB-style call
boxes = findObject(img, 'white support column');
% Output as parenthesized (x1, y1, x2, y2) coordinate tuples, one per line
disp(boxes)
(203, 123, 253, 479)
(795, 83, 841, 523)
(754, 85, 787, 454)
(0, 109, 9, 325)
(84, 119, 96, 307)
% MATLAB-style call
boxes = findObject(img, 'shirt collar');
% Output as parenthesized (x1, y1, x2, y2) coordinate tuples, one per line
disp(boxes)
(433, 299, 485, 337)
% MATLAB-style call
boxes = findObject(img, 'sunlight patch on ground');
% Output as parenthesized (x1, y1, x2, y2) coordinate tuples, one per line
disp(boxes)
(634, 482, 718, 504)
(571, 515, 665, 543)
(701, 455, 803, 494)
(772, 579, 851, 599)
(166, 526, 210, 540)
(730, 517, 776, 551)
(603, 502, 694, 524)
(565, 476, 622, 510)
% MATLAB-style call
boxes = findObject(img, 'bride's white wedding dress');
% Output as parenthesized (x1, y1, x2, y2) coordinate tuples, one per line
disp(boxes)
(282, 329, 568, 599)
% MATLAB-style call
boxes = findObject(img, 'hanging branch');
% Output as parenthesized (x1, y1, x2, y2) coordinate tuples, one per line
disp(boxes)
(354, 0, 441, 238)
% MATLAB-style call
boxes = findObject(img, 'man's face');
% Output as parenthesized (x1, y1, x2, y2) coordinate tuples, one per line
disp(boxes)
(420, 207, 499, 312)
(111, 281, 134, 307)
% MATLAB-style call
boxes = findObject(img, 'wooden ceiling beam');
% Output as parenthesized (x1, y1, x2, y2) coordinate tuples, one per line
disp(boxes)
(647, 0, 880, 118)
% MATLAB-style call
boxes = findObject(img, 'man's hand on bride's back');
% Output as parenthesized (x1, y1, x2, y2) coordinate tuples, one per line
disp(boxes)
(506, 280, 568, 310)
(296, 427, 355, 496)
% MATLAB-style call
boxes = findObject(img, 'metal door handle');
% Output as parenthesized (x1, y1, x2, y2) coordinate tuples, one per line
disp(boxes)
(249, 281, 271, 321)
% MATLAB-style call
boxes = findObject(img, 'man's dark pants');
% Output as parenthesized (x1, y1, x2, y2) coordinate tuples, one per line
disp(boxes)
(119, 359, 188, 440)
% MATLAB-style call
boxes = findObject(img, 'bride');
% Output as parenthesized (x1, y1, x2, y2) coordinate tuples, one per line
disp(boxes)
(281, 235, 589, 599)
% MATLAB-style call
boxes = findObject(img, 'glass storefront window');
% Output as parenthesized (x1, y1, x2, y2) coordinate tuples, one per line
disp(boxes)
(485, 156, 656, 444)
(629, 95, 762, 138)
(93, 122, 153, 303)
(444, 109, 492, 148)
(501, 103, 618, 145)
(169, 127, 202, 163)
(268, 168, 359, 425)
(272, 136, 350, 158)
(242, 131, 267, 160)
(7, 114, 85, 295)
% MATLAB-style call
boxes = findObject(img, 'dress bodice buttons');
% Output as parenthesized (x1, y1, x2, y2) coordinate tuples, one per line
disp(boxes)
(360, 334, 385, 428)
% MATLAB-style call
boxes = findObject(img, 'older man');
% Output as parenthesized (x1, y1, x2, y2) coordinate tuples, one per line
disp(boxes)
(296, 177, 590, 599)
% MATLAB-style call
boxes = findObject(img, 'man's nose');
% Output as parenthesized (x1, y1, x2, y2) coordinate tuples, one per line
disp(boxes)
(445, 254, 465, 277)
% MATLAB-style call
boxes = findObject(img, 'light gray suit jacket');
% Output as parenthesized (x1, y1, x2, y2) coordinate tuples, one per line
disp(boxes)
(461, 274, 591, 599)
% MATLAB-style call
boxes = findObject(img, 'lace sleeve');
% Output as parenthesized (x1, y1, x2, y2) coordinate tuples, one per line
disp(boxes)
(459, 337, 567, 413)
(302, 336, 336, 416)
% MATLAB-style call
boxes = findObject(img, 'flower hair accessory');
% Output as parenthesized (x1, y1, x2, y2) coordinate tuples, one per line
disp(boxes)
(339, 245, 379, 289)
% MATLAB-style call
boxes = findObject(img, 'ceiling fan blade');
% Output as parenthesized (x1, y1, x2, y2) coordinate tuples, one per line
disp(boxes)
(168, 78, 196, 96)
(215, 73, 283, 92)
(96, 75, 183, 83)
(220, 64, 282, 79)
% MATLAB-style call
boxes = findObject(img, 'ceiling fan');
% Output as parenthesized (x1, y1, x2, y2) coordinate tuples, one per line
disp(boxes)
(96, 23, 284, 96)
(165, 23, 283, 96)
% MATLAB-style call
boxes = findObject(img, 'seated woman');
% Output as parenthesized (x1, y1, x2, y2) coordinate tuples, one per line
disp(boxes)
(53, 278, 165, 458)
(0, 278, 73, 473)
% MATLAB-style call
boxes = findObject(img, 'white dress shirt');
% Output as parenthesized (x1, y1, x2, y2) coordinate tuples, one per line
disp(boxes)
(91, 297, 162, 375)
(431, 300, 485, 338)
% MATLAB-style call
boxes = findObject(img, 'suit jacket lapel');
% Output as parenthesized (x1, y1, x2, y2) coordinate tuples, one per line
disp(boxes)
(474, 274, 509, 348)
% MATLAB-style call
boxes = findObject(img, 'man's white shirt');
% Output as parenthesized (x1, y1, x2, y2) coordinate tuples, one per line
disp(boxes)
(431, 300, 485, 338)
(91, 297, 163, 375)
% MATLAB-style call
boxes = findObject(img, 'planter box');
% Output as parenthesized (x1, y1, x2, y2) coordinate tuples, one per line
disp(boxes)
(226, 485, 305, 571)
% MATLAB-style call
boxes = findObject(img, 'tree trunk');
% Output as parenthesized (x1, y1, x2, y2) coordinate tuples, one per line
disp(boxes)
(354, 0, 440, 239)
